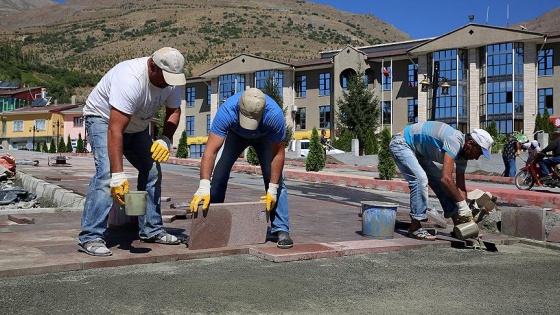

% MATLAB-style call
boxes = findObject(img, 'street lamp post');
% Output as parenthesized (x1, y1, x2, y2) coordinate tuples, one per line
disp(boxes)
(53, 121, 60, 152)
(420, 61, 450, 121)
(29, 125, 36, 151)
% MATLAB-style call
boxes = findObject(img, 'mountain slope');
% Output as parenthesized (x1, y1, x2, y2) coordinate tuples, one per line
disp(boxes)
(0, 0, 411, 76)
(0, 0, 54, 16)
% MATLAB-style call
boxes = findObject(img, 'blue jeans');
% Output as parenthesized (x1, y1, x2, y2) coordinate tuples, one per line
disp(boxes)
(210, 132, 290, 234)
(79, 116, 166, 244)
(389, 134, 458, 221)
(539, 155, 560, 176)
(502, 156, 516, 177)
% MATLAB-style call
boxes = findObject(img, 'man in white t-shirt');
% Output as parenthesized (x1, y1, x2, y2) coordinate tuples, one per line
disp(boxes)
(78, 47, 186, 256)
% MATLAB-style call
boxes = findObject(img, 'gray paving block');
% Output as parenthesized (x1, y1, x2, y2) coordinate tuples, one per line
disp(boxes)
(501, 207, 546, 241)
(188, 202, 269, 250)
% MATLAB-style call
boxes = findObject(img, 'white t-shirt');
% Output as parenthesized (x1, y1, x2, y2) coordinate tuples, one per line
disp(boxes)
(83, 57, 181, 133)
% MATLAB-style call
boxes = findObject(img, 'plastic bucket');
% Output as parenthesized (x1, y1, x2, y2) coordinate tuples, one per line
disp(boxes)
(124, 191, 148, 216)
(361, 201, 397, 239)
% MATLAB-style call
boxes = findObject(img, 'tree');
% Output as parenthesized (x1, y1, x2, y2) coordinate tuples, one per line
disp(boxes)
(176, 130, 189, 158)
(57, 136, 66, 153)
(261, 73, 292, 147)
(49, 138, 56, 153)
(305, 127, 325, 171)
(486, 120, 500, 153)
(331, 128, 353, 152)
(336, 70, 380, 155)
(246, 146, 259, 165)
(541, 108, 557, 138)
(378, 127, 396, 180)
(363, 128, 378, 155)
(66, 135, 73, 152)
(41, 141, 48, 153)
(76, 133, 85, 153)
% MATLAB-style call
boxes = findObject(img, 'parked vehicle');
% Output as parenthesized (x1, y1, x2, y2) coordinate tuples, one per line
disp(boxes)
(289, 139, 345, 157)
(514, 154, 560, 190)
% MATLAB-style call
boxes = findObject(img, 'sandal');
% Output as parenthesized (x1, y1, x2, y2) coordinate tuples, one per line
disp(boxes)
(78, 240, 113, 256)
(407, 228, 436, 241)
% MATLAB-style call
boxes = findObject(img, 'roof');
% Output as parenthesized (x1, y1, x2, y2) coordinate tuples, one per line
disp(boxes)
(1, 104, 80, 115)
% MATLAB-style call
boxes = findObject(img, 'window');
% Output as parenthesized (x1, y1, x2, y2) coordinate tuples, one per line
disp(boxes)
(186, 86, 195, 107)
(538, 88, 553, 115)
(319, 105, 330, 128)
(189, 144, 206, 159)
(219, 74, 245, 104)
(206, 114, 211, 135)
(255, 70, 283, 95)
(538, 48, 553, 76)
(408, 99, 418, 123)
(72, 117, 83, 128)
(408, 64, 418, 88)
(381, 66, 391, 90)
(382, 101, 391, 124)
(319, 73, 331, 96)
(36, 119, 47, 130)
(295, 75, 306, 98)
(13, 120, 23, 132)
(295, 107, 306, 130)
(207, 84, 211, 106)
(186, 115, 195, 136)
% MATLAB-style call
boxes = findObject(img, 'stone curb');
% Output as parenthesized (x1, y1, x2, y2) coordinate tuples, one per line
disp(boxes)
(16, 171, 85, 209)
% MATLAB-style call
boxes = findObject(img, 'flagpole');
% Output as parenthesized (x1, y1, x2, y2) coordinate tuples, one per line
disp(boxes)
(390, 58, 393, 135)
(381, 58, 384, 131)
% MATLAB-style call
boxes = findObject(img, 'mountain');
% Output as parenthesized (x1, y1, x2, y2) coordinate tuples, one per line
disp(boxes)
(0, 0, 411, 77)
(515, 7, 560, 33)
(0, 0, 54, 16)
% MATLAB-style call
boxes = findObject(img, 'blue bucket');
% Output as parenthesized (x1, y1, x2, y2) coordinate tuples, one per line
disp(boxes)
(361, 201, 397, 239)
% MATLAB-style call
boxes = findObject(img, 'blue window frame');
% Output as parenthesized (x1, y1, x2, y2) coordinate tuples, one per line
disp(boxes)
(255, 70, 283, 96)
(319, 73, 331, 96)
(538, 88, 553, 115)
(186, 86, 195, 107)
(295, 75, 306, 98)
(219, 74, 245, 104)
(319, 105, 330, 128)
(538, 48, 553, 76)
(206, 114, 211, 135)
(189, 144, 206, 159)
(186, 115, 195, 136)
(207, 84, 211, 106)
(408, 64, 418, 88)
(381, 66, 391, 90)
(408, 99, 418, 123)
(382, 101, 391, 124)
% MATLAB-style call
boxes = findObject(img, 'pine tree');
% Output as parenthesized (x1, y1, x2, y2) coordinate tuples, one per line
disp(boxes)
(542, 108, 557, 137)
(371, 131, 380, 155)
(331, 128, 353, 152)
(42, 141, 48, 153)
(58, 136, 66, 153)
(336, 70, 380, 155)
(363, 128, 377, 155)
(305, 127, 325, 171)
(176, 130, 189, 158)
(49, 138, 56, 153)
(486, 120, 499, 153)
(246, 146, 259, 165)
(378, 127, 396, 180)
(76, 133, 84, 153)
(66, 135, 73, 152)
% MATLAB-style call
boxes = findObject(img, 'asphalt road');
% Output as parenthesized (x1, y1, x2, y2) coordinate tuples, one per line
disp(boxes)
(1, 244, 559, 314)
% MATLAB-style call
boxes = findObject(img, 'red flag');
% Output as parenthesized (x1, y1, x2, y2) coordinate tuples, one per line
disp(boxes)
(382, 67, 389, 77)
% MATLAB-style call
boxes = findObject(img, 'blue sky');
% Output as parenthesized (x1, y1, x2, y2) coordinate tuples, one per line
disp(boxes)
(51, 0, 559, 38)
(311, 0, 560, 38)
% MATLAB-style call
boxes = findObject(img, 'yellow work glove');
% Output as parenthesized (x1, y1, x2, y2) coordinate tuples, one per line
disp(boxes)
(151, 135, 171, 162)
(110, 172, 129, 206)
(190, 179, 211, 212)
(265, 183, 279, 212)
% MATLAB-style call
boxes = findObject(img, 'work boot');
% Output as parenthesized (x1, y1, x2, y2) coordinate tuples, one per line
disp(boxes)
(277, 231, 293, 249)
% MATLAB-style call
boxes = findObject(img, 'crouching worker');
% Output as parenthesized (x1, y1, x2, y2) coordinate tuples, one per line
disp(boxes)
(389, 121, 493, 240)
(189, 88, 293, 249)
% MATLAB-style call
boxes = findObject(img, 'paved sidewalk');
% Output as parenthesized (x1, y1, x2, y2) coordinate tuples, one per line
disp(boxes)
(0, 150, 556, 278)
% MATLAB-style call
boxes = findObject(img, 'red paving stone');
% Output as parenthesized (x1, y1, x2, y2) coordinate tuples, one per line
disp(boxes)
(0, 151, 552, 277)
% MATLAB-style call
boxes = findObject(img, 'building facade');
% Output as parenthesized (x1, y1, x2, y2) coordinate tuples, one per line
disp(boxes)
(181, 23, 559, 158)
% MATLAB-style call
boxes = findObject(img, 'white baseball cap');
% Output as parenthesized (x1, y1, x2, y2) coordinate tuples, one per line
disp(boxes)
(151, 47, 186, 86)
(531, 140, 539, 147)
(471, 129, 494, 159)
(239, 88, 266, 130)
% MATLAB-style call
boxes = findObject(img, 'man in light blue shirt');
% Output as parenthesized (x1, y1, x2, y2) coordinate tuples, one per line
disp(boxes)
(390, 121, 493, 240)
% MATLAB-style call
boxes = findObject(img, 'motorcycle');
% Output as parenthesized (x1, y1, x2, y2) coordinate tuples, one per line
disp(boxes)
(514, 153, 560, 190)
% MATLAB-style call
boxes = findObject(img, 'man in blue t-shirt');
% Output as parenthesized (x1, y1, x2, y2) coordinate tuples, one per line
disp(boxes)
(189, 88, 292, 249)
(389, 121, 493, 240)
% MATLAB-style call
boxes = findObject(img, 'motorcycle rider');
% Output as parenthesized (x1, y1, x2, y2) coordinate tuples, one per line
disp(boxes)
(538, 131, 560, 185)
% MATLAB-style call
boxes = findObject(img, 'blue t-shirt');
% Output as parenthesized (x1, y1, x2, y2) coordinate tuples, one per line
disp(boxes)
(211, 91, 286, 143)
(403, 121, 468, 172)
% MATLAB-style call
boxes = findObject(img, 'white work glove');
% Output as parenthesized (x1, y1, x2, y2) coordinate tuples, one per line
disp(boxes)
(265, 183, 279, 212)
(110, 172, 129, 206)
(455, 200, 473, 224)
(151, 135, 171, 162)
(190, 179, 211, 212)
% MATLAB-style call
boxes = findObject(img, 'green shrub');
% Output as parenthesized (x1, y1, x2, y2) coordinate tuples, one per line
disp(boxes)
(49, 138, 56, 153)
(378, 127, 396, 180)
(176, 130, 189, 158)
(305, 127, 325, 171)
(76, 133, 84, 153)
(331, 128, 353, 152)
(246, 146, 259, 165)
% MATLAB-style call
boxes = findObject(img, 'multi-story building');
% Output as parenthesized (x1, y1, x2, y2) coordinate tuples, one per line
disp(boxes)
(183, 23, 559, 157)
